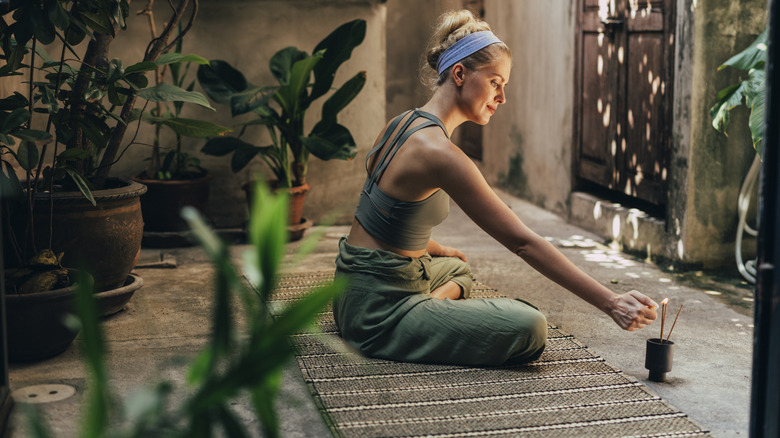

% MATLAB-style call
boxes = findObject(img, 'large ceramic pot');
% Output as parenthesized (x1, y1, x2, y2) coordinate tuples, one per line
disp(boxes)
(28, 178, 146, 291)
(131, 173, 211, 232)
(4, 272, 90, 362)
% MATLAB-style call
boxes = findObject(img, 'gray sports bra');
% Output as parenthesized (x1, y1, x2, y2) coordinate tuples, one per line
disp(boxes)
(354, 109, 450, 251)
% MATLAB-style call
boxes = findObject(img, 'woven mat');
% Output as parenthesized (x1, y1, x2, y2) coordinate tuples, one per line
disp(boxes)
(272, 271, 711, 438)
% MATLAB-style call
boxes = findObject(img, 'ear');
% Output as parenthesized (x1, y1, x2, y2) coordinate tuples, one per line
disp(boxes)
(451, 63, 466, 87)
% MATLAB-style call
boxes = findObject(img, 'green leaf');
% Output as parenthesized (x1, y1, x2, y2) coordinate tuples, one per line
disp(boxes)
(719, 27, 768, 72)
(124, 61, 158, 74)
(2, 107, 30, 132)
(231, 145, 266, 173)
(275, 55, 322, 115)
(137, 83, 215, 110)
(747, 71, 765, 156)
(230, 85, 278, 117)
(123, 72, 149, 89)
(321, 71, 366, 125)
(16, 141, 39, 171)
(159, 117, 231, 138)
(0, 93, 29, 111)
(66, 169, 96, 206)
(302, 122, 357, 161)
(33, 2, 56, 45)
(157, 52, 209, 66)
(1, 160, 23, 199)
(79, 10, 115, 36)
(311, 19, 367, 101)
(197, 60, 249, 105)
(187, 349, 213, 385)
(46, 0, 70, 31)
(0, 134, 15, 146)
(57, 148, 89, 161)
(269, 46, 308, 85)
(710, 83, 744, 133)
(13, 129, 52, 143)
(201, 136, 251, 157)
(247, 183, 288, 298)
(71, 270, 109, 438)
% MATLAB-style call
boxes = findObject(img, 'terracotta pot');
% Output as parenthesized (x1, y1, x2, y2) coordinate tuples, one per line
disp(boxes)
(24, 178, 147, 291)
(242, 181, 311, 242)
(131, 174, 211, 232)
(4, 272, 91, 363)
(242, 181, 311, 226)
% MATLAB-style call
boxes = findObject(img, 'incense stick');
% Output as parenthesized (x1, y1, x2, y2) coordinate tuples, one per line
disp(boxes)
(665, 304, 684, 343)
(659, 298, 668, 343)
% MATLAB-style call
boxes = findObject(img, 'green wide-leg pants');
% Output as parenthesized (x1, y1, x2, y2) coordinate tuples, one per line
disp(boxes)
(333, 237, 547, 366)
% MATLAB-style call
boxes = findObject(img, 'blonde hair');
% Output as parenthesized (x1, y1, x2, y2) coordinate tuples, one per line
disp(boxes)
(422, 9, 510, 89)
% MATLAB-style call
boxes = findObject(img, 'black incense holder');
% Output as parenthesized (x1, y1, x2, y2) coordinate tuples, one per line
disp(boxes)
(645, 338, 674, 382)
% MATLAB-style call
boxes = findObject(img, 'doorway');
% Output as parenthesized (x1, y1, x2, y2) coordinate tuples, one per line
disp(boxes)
(574, 0, 675, 209)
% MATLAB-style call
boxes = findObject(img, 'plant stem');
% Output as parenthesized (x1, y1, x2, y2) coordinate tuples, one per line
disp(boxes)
(94, 0, 196, 187)
(25, 36, 37, 257)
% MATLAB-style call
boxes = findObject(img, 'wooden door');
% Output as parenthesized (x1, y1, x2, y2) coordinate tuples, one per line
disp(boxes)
(575, 0, 675, 207)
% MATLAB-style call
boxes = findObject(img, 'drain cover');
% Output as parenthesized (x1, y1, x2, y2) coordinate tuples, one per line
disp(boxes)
(12, 384, 77, 404)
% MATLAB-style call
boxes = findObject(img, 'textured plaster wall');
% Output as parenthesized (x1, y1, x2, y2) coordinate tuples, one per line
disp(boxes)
(682, 0, 765, 268)
(387, 1, 454, 118)
(483, 1, 576, 215)
(108, 0, 387, 227)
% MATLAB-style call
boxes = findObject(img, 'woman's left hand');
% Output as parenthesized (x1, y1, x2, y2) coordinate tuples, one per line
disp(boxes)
(432, 245, 467, 262)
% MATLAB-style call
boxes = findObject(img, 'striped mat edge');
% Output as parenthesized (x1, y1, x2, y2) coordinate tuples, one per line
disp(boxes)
(271, 271, 711, 438)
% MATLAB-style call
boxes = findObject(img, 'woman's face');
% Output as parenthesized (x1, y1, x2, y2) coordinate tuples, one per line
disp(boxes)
(456, 54, 511, 125)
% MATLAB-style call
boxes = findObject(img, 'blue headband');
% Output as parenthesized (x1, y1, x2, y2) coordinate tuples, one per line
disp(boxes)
(436, 30, 503, 75)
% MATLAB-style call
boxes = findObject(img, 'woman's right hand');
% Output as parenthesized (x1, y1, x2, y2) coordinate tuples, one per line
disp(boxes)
(607, 290, 658, 331)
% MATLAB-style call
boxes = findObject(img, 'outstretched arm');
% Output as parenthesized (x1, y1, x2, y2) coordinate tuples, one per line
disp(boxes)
(432, 144, 657, 330)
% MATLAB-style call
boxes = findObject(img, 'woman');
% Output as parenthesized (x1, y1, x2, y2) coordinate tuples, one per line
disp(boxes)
(333, 10, 658, 366)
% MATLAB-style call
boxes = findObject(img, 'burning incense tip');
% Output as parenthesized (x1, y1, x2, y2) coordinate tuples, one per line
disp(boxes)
(661, 298, 669, 305)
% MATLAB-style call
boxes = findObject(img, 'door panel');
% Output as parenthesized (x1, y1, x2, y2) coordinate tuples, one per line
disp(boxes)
(575, 0, 674, 207)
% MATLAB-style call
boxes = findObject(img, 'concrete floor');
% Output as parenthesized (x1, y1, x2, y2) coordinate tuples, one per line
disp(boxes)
(4, 189, 753, 437)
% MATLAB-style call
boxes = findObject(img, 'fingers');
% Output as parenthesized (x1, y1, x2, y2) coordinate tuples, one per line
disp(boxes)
(628, 290, 659, 309)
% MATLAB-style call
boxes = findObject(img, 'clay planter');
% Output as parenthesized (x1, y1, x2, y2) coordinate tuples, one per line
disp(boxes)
(242, 181, 311, 241)
(24, 178, 146, 291)
(131, 174, 211, 232)
(4, 272, 91, 363)
(96, 273, 144, 317)
(645, 338, 675, 382)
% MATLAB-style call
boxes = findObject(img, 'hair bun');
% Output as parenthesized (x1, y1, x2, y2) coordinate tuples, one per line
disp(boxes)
(425, 10, 491, 71)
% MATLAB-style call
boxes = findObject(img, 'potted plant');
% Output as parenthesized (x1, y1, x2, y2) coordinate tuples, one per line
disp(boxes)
(710, 25, 767, 284)
(197, 19, 367, 239)
(0, 0, 201, 360)
(131, 9, 230, 237)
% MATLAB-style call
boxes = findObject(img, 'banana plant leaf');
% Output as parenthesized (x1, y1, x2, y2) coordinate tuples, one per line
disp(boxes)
(197, 60, 250, 106)
(270, 46, 309, 86)
(320, 71, 366, 126)
(302, 122, 357, 161)
(202, 136, 275, 173)
(710, 26, 767, 157)
(274, 54, 322, 117)
(718, 27, 768, 72)
(310, 19, 366, 101)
